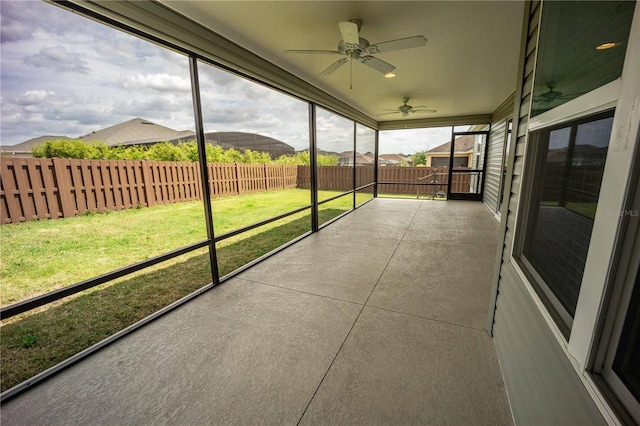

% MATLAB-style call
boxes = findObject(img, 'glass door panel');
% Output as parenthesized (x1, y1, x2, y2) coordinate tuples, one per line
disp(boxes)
(448, 132, 488, 201)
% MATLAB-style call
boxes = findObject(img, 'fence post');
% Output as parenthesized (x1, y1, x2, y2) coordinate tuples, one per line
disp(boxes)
(141, 160, 155, 207)
(194, 161, 202, 201)
(235, 163, 242, 195)
(281, 164, 285, 189)
(52, 158, 75, 218)
(264, 163, 270, 191)
(1, 159, 22, 223)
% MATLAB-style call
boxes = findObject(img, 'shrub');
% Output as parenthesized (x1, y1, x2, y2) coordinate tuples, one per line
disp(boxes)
(32, 139, 109, 160)
(274, 151, 337, 166)
(145, 142, 188, 162)
(31, 139, 281, 164)
(275, 151, 310, 165)
(31, 139, 341, 166)
(318, 154, 338, 166)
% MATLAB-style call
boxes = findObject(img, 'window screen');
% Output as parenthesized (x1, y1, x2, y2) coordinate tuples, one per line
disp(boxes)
(522, 110, 614, 331)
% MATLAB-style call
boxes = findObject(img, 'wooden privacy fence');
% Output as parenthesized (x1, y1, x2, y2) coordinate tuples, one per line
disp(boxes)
(206, 163, 297, 197)
(295, 166, 357, 192)
(378, 166, 471, 195)
(0, 158, 297, 224)
(0, 158, 471, 224)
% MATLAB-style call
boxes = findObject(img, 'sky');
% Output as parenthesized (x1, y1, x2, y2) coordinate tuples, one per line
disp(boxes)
(1, 0, 453, 155)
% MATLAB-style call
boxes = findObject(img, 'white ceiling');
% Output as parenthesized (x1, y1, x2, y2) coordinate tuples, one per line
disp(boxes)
(161, 1, 524, 123)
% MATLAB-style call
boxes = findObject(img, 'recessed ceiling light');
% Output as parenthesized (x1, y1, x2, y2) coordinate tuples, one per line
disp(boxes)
(384, 73, 396, 78)
(596, 42, 618, 50)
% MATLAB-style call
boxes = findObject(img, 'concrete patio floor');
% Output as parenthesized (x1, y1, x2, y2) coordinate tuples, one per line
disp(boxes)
(1, 198, 512, 425)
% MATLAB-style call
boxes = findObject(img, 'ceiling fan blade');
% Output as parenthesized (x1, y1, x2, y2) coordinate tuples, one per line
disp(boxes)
(411, 109, 436, 113)
(284, 50, 342, 55)
(377, 111, 401, 116)
(359, 55, 395, 74)
(338, 21, 360, 46)
(320, 58, 349, 76)
(368, 35, 427, 53)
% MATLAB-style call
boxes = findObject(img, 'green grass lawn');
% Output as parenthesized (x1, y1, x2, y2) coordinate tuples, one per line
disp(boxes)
(1, 188, 361, 392)
(1, 189, 358, 306)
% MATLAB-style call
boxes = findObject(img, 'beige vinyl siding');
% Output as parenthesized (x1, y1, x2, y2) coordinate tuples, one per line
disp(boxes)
(493, 264, 605, 424)
(484, 94, 514, 215)
(490, 1, 605, 423)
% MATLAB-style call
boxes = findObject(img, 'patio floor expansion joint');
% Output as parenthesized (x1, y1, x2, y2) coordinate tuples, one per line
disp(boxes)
(295, 200, 423, 425)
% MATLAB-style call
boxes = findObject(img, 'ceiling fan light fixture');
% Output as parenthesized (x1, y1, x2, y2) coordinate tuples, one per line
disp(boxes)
(384, 72, 396, 78)
(596, 42, 618, 50)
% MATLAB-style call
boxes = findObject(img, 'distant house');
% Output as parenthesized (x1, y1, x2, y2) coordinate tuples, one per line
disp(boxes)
(2, 118, 295, 159)
(81, 118, 194, 147)
(337, 151, 375, 166)
(203, 132, 294, 158)
(426, 135, 475, 167)
(378, 153, 412, 166)
(0, 135, 74, 157)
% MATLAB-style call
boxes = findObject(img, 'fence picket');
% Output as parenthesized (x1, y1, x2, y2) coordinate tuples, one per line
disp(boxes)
(13, 159, 36, 221)
(51, 159, 73, 218)
(1, 159, 25, 222)
(26, 159, 49, 219)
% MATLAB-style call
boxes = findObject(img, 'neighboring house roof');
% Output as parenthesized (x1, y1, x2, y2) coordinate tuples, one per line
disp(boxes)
(118, 130, 197, 146)
(427, 135, 475, 154)
(1, 135, 73, 153)
(202, 131, 295, 158)
(204, 131, 292, 150)
(81, 118, 188, 147)
(337, 151, 375, 165)
(316, 149, 339, 157)
(379, 154, 411, 163)
(6, 119, 294, 159)
(357, 152, 375, 164)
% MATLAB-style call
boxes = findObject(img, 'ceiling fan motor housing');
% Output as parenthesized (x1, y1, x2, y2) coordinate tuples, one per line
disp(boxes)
(338, 38, 370, 55)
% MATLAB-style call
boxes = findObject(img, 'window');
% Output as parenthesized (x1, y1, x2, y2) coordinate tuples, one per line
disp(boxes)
(612, 269, 640, 412)
(520, 110, 614, 334)
(377, 126, 452, 198)
(355, 124, 375, 206)
(196, 59, 312, 276)
(596, 170, 640, 423)
(0, 0, 211, 393)
(531, 1, 635, 117)
(315, 107, 355, 225)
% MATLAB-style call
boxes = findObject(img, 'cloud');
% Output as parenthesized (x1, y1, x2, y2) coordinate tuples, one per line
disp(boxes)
(1, 1, 80, 44)
(0, 9, 32, 43)
(24, 46, 90, 74)
(15, 90, 55, 105)
(93, 36, 137, 62)
(379, 127, 452, 155)
(114, 95, 193, 122)
(120, 73, 191, 92)
(0, 0, 313, 152)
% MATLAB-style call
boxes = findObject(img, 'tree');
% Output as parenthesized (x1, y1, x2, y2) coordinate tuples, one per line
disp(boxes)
(412, 151, 427, 166)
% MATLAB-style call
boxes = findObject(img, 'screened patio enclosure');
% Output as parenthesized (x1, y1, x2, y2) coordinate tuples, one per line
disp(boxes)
(1, 1, 639, 425)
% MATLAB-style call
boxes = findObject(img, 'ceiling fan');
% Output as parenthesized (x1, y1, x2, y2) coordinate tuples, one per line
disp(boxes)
(378, 97, 436, 117)
(284, 19, 427, 88)
(534, 82, 583, 104)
